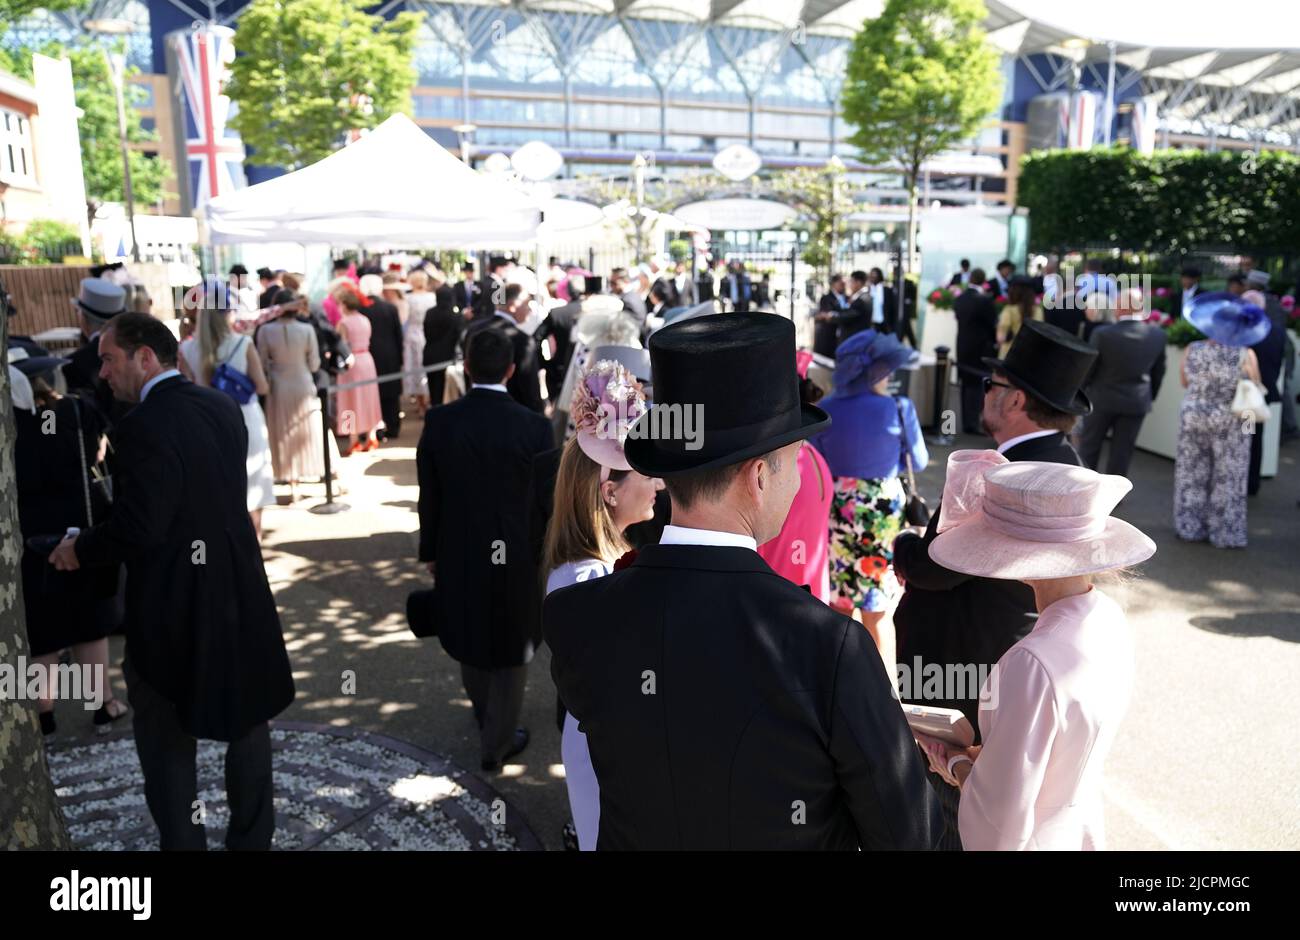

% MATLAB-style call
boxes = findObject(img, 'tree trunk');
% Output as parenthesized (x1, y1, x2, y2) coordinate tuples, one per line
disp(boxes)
(0, 305, 73, 850)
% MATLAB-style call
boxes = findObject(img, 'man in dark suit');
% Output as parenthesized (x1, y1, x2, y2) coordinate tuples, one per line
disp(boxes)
(611, 269, 647, 326)
(462, 283, 544, 413)
(1172, 264, 1204, 319)
(1245, 271, 1286, 495)
(417, 328, 553, 771)
(985, 259, 1014, 298)
(894, 321, 1095, 735)
(818, 269, 873, 346)
(723, 260, 752, 313)
(545, 312, 946, 850)
(534, 273, 584, 401)
(475, 256, 510, 320)
(949, 259, 971, 288)
(673, 261, 697, 307)
(814, 273, 847, 357)
(864, 267, 897, 334)
(256, 268, 282, 309)
(358, 274, 406, 440)
(1079, 288, 1167, 476)
(953, 268, 999, 434)
(423, 269, 463, 408)
(451, 262, 477, 317)
(50, 312, 293, 850)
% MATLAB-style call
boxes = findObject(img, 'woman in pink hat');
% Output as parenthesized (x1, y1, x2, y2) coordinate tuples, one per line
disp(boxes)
(914, 451, 1155, 850)
(541, 360, 664, 850)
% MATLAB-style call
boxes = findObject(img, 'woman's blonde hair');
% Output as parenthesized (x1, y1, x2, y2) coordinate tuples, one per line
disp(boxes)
(195, 303, 232, 384)
(542, 437, 631, 577)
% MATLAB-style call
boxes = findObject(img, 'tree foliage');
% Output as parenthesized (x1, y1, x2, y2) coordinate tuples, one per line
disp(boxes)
(770, 162, 860, 273)
(842, 0, 1002, 184)
(1018, 148, 1300, 253)
(0, 42, 169, 229)
(226, 0, 421, 170)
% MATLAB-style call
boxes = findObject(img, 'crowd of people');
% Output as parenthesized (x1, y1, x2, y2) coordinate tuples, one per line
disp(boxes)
(6, 243, 1292, 852)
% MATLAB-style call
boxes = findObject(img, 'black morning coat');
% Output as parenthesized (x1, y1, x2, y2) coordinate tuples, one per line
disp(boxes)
(545, 544, 948, 850)
(74, 376, 294, 742)
(417, 387, 553, 669)
(891, 431, 1083, 736)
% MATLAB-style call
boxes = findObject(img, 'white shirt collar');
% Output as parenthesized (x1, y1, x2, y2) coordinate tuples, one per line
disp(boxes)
(996, 428, 1058, 454)
(141, 368, 181, 402)
(471, 383, 508, 394)
(659, 524, 758, 552)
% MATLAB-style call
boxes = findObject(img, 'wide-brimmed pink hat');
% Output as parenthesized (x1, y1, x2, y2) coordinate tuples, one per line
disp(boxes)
(572, 359, 647, 479)
(928, 450, 1155, 580)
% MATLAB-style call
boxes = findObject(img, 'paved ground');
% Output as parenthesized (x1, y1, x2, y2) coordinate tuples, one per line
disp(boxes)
(51, 415, 1300, 851)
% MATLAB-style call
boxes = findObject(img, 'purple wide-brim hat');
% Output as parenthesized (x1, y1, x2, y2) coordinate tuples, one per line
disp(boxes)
(928, 452, 1156, 580)
(1185, 291, 1271, 347)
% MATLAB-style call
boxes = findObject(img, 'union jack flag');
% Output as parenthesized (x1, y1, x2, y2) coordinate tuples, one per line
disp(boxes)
(169, 25, 246, 210)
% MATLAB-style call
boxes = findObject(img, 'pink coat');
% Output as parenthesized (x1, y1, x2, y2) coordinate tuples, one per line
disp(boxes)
(758, 442, 832, 603)
(959, 588, 1134, 850)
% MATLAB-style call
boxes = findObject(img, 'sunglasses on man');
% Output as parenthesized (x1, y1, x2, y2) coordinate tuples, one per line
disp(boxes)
(982, 376, 1015, 395)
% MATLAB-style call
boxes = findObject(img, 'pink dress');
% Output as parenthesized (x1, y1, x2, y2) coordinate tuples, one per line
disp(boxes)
(335, 313, 383, 437)
(758, 442, 833, 602)
(959, 589, 1134, 850)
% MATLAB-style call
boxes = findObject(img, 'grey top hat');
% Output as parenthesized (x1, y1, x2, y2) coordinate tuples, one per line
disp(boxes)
(1244, 269, 1271, 290)
(71, 277, 127, 320)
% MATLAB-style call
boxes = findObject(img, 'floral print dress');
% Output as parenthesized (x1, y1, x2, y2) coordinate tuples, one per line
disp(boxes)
(828, 474, 906, 612)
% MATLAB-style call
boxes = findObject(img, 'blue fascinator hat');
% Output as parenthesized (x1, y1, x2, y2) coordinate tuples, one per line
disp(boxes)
(1185, 291, 1271, 347)
(831, 329, 920, 394)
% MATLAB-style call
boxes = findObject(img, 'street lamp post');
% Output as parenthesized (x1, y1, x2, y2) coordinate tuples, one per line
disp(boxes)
(85, 19, 140, 263)
(453, 123, 477, 166)
(826, 154, 844, 282)
(631, 152, 648, 264)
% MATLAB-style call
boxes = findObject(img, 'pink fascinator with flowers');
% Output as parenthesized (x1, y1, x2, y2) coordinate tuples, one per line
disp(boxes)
(571, 359, 648, 480)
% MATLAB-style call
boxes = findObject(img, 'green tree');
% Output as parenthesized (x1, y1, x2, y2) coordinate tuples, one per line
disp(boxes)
(66, 45, 170, 234)
(770, 161, 859, 281)
(1, 42, 169, 234)
(842, 0, 1002, 318)
(226, 0, 421, 170)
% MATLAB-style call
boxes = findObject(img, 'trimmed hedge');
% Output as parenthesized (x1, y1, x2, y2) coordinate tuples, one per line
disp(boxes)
(1018, 148, 1300, 254)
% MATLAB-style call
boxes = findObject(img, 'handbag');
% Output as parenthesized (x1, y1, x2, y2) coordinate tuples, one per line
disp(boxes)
(895, 396, 931, 527)
(211, 336, 258, 405)
(1230, 349, 1269, 423)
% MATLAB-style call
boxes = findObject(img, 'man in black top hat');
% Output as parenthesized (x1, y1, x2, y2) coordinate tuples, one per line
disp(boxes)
(451, 262, 477, 317)
(256, 268, 281, 309)
(545, 312, 946, 850)
(894, 320, 1094, 730)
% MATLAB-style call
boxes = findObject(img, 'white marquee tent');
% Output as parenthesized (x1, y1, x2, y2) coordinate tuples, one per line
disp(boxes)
(202, 114, 542, 246)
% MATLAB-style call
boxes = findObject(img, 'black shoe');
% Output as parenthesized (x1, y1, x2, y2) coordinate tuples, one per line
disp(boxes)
(93, 700, 128, 735)
(480, 728, 529, 773)
(39, 711, 56, 737)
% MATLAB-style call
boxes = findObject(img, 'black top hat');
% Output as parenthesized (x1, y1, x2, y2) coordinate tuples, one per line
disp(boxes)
(256, 267, 274, 280)
(624, 313, 830, 477)
(583, 274, 603, 296)
(982, 320, 1097, 416)
(229, 263, 249, 276)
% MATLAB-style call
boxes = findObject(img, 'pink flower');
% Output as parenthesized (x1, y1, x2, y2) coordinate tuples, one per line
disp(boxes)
(1281, 294, 1296, 310)
(1155, 286, 1170, 297)
(839, 502, 855, 521)
(929, 290, 942, 301)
